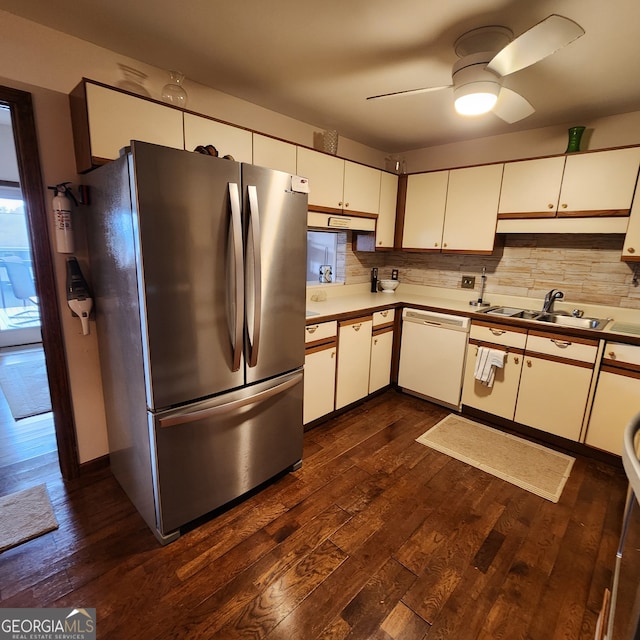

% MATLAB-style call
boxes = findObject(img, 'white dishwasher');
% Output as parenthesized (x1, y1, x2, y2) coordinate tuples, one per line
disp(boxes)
(398, 308, 470, 409)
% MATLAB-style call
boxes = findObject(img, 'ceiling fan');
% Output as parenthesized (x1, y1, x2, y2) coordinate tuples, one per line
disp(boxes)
(366, 14, 585, 123)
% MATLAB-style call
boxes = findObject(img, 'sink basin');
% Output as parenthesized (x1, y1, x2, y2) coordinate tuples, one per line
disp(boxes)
(482, 306, 539, 319)
(481, 306, 609, 330)
(535, 313, 607, 330)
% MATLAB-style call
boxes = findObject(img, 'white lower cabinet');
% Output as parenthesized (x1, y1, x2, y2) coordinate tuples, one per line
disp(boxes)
(514, 331, 598, 441)
(369, 327, 394, 393)
(461, 322, 527, 420)
(304, 345, 337, 424)
(304, 321, 337, 425)
(586, 342, 640, 455)
(335, 316, 373, 409)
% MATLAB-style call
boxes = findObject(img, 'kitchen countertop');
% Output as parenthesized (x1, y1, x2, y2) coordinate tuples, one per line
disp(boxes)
(306, 283, 640, 345)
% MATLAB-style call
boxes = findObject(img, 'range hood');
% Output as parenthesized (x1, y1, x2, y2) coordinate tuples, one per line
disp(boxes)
(307, 211, 376, 232)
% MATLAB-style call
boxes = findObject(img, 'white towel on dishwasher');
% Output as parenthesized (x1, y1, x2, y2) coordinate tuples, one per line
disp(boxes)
(474, 347, 506, 387)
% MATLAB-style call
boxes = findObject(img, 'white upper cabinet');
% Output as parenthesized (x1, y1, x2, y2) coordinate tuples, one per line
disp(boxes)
(442, 164, 503, 252)
(296, 147, 381, 215)
(623, 181, 640, 261)
(252, 134, 297, 174)
(297, 147, 345, 210)
(498, 156, 565, 218)
(183, 113, 253, 163)
(70, 81, 184, 173)
(376, 172, 399, 248)
(402, 171, 449, 250)
(558, 147, 640, 216)
(402, 164, 502, 253)
(343, 161, 381, 215)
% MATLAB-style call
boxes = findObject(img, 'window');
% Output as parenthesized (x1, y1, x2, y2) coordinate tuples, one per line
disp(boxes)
(306, 230, 346, 285)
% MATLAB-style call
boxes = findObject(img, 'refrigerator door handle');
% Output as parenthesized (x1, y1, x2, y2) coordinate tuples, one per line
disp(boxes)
(229, 182, 244, 372)
(247, 185, 262, 367)
(158, 373, 300, 428)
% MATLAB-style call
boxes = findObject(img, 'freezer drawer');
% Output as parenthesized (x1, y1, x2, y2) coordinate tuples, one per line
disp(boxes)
(151, 370, 303, 536)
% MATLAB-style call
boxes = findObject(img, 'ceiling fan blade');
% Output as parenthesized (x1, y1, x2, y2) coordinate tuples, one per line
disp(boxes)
(366, 84, 451, 101)
(487, 14, 585, 77)
(492, 88, 535, 123)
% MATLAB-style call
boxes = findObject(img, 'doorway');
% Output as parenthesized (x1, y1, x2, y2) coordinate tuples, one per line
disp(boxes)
(0, 85, 78, 481)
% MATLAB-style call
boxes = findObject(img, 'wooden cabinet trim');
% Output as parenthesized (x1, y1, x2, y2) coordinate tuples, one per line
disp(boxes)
(305, 340, 337, 355)
(600, 364, 640, 379)
(372, 324, 394, 336)
(468, 338, 524, 355)
(498, 211, 557, 219)
(557, 208, 630, 218)
(525, 352, 594, 369)
(601, 359, 640, 374)
(339, 316, 373, 327)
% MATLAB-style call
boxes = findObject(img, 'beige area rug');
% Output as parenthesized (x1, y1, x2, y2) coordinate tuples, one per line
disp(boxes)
(0, 353, 52, 420)
(0, 484, 58, 553)
(416, 414, 575, 503)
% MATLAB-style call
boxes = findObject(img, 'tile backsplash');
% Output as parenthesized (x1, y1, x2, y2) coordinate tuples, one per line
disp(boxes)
(348, 233, 640, 309)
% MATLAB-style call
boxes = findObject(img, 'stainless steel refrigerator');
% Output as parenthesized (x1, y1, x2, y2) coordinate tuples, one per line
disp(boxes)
(86, 141, 307, 543)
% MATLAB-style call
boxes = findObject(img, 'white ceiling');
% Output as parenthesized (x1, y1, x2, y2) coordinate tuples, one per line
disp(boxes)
(2, 0, 640, 152)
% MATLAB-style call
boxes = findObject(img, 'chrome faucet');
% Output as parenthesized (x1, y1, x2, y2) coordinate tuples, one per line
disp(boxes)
(541, 289, 564, 313)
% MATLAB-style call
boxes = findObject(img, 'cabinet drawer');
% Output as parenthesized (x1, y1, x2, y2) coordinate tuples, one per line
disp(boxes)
(305, 321, 337, 344)
(525, 331, 598, 364)
(470, 321, 527, 349)
(373, 308, 395, 327)
(602, 341, 640, 367)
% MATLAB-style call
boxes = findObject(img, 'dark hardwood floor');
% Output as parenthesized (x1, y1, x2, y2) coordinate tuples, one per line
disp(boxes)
(0, 388, 636, 639)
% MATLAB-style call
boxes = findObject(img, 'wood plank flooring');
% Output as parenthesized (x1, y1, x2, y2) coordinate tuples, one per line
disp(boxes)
(0, 389, 636, 639)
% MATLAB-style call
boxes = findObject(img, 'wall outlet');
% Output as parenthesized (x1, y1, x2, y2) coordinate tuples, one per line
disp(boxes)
(461, 275, 475, 289)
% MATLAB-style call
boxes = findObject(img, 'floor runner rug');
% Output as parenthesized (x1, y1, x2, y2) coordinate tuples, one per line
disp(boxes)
(416, 414, 575, 502)
(0, 484, 58, 553)
(0, 352, 52, 420)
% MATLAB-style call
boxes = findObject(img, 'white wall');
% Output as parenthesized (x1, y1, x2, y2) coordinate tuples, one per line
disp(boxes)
(402, 111, 640, 172)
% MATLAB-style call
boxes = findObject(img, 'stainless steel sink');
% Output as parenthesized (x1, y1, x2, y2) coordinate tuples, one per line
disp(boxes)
(535, 313, 607, 330)
(482, 306, 539, 319)
(480, 306, 609, 330)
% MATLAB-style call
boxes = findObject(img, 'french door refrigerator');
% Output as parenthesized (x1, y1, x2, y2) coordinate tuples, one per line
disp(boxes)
(86, 141, 307, 543)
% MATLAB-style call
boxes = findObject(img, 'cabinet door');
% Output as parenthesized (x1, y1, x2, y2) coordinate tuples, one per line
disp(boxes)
(369, 329, 394, 393)
(253, 134, 297, 174)
(402, 171, 448, 249)
(461, 344, 523, 420)
(442, 164, 503, 252)
(514, 356, 593, 441)
(586, 369, 640, 455)
(558, 147, 640, 216)
(622, 180, 640, 261)
(83, 83, 184, 167)
(376, 172, 398, 249)
(184, 113, 253, 163)
(343, 161, 381, 215)
(304, 346, 337, 424)
(498, 156, 565, 218)
(335, 318, 373, 409)
(297, 147, 345, 210)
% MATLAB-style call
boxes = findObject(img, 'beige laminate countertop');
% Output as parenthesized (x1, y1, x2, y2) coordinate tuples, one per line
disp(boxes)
(305, 283, 640, 345)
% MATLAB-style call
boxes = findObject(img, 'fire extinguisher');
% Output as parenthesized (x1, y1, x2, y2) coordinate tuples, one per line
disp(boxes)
(48, 182, 78, 254)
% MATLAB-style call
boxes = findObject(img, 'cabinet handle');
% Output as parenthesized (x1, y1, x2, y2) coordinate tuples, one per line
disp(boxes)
(353, 323, 362, 331)
(628, 247, 636, 254)
(331, 351, 335, 358)
(489, 328, 506, 335)
(434, 242, 439, 247)
(381, 311, 389, 317)
(378, 240, 382, 245)
(514, 356, 519, 364)
(306, 325, 318, 334)
(608, 351, 617, 359)
(548, 203, 554, 209)
(443, 242, 447, 247)
(526, 359, 532, 367)
(551, 339, 571, 348)
(561, 203, 568, 209)
(345, 202, 350, 208)
(338, 201, 343, 207)
(374, 338, 378, 345)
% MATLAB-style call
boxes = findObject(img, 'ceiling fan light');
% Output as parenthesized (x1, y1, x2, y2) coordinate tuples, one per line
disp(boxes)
(453, 81, 499, 116)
